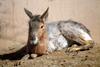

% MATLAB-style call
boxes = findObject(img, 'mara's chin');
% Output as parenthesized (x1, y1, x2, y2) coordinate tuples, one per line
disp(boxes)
(30, 40, 39, 46)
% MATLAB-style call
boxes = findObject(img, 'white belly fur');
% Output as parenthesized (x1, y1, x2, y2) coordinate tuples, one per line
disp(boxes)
(47, 22, 68, 52)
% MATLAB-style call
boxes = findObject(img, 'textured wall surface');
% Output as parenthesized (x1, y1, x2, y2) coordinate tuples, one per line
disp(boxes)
(0, 0, 100, 54)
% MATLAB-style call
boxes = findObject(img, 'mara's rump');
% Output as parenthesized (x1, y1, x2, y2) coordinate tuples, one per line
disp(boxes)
(47, 20, 94, 52)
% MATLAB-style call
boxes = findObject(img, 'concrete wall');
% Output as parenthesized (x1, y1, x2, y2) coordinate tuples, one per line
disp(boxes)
(0, 0, 100, 54)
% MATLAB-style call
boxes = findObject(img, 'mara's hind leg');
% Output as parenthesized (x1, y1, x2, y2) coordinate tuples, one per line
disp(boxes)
(68, 40, 94, 52)
(67, 35, 94, 52)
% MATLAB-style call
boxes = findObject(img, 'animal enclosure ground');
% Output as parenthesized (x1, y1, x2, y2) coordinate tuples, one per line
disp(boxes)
(0, 43, 100, 67)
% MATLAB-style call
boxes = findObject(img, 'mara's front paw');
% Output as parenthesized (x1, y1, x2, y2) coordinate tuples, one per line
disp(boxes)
(22, 54, 30, 60)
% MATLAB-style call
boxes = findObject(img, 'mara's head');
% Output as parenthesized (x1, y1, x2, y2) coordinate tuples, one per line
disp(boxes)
(24, 8, 49, 45)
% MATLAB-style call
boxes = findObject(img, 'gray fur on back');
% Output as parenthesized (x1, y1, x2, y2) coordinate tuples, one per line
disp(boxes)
(58, 20, 90, 34)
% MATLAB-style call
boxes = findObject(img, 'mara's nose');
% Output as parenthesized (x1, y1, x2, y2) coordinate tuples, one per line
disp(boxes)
(30, 35, 39, 45)
(31, 35, 36, 40)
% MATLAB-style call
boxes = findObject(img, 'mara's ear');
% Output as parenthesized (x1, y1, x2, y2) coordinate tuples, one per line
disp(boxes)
(24, 8, 33, 19)
(40, 7, 49, 21)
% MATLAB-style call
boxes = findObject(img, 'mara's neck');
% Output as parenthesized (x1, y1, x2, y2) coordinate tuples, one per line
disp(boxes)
(38, 31, 48, 46)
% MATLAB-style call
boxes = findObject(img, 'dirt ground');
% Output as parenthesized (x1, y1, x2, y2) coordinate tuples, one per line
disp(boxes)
(0, 43, 100, 67)
(0, 0, 100, 67)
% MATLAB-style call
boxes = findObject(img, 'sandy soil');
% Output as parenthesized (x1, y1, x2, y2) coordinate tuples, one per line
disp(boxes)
(0, 0, 100, 67)
(0, 43, 100, 67)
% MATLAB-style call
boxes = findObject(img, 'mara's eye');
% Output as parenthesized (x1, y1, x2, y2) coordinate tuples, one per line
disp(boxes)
(40, 25, 44, 28)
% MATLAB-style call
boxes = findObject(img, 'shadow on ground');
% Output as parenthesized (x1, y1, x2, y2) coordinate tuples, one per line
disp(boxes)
(0, 45, 27, 60)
